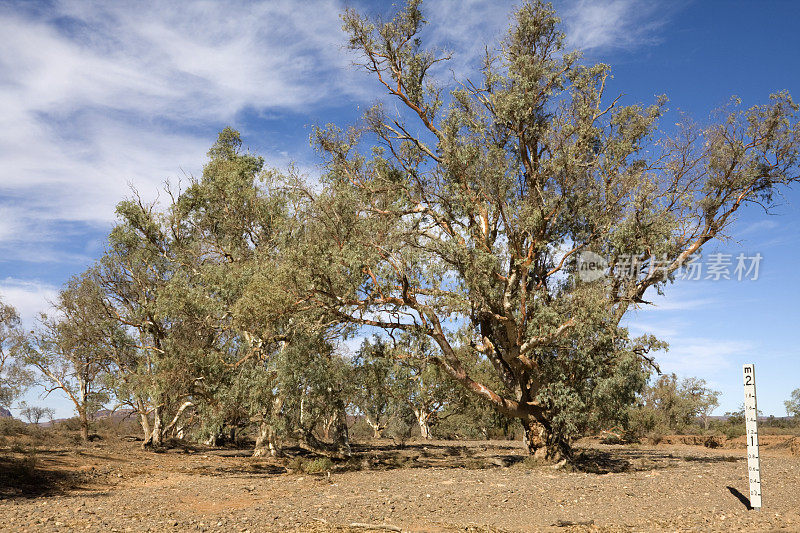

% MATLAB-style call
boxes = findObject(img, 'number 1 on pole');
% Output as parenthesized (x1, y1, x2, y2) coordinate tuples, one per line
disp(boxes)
(743, 363, 762, 510)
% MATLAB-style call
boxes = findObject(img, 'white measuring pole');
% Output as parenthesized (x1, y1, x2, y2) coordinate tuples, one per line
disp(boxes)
(743, 363, 762, 510)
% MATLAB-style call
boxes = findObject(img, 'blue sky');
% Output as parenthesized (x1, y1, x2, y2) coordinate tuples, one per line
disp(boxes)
(1, 0, 798, 418)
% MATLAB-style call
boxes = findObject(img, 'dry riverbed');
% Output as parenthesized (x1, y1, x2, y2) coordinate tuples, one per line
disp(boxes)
(1, 436, 799, 532)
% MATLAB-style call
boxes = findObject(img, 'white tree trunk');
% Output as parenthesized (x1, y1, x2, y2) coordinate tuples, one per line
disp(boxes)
(365, 416, 384, 438)
(137, 399, 152, 448)
(414, 409, 432, 439)
(253, 422, 281, 457)
(164, 401, 193, 437)
(149, 405, 164, 447)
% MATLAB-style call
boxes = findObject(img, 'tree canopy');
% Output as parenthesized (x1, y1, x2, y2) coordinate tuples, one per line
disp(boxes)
(270, 0, 799, 458)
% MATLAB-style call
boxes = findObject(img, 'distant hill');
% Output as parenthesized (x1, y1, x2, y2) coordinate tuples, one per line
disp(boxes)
(41, 408, 137, 427)
(0, 407, 12, 418)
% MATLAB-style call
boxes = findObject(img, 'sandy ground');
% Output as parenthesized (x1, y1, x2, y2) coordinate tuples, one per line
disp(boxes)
(0, 436, 798, 532)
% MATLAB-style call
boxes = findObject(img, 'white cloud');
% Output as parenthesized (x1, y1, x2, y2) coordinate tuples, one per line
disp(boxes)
(659, 337, 752, 376)
(562, 0, 672, 52)
(629, 313, 752, 384)
(0, 277, 58, 326)
(627, 320, 680, 339)
(0, 0, 360, 124)
(421, 1, 511, 81)
(0, 0, 364, 261)
(0, 0, 673, 267)
(421, 0, 673, 81)
(641, 296, 716, 312)
(738, 219, 779, 236)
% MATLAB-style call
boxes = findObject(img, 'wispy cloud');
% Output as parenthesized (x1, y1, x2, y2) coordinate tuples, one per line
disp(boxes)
(0, 277, 58, 325)
(641, 297, 717, 312)
(562, 0, 675, 52)
(627, 320, 681, 339)
(0, 0, 364, 261)
(659, 337, 752, 376)
(421, 1, 511, 81)
(419, 0, 674, 82)
(0, 0, 675, 319)
(0, 0, 673, 257)
(1, 0, 360, 124)
(737, 219, 779, 237)
(629, 316, 752, 381)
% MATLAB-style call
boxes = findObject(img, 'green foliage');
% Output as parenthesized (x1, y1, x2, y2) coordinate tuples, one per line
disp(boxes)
(625, 373, 721, 440)
(303, 0, 800, 458)
(0, 298, 30, 408)
(384, 416, 413, 447)
(721, 422, 746, 440)
(20, 272, 119, 439)
(301, 456, 334, 474)
(352, 336, 396, 437)
(0, 417, 32, 437)
(353, 332, 470, 440)
(785, 388, 800, 418)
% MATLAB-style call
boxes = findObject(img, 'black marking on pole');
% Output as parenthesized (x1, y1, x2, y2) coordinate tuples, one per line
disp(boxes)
(743, 363, 762, 510)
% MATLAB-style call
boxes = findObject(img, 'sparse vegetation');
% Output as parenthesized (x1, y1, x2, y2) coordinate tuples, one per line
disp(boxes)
(624, 374, 721, 441)
(301, 456, 334, 474)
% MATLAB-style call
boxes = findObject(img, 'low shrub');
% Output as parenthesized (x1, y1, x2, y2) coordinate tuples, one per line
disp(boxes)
(722, 424, 745, 440)
(302, 457, 334, 474)
(646, 430, 665, 445)
(0, 418, 30, 436)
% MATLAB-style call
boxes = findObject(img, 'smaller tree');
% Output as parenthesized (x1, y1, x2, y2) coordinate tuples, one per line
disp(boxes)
(18, 402, 55, 425)
(269, 335, 354, 458)
(786, 388, 800, 418)
(0, 297, 31, 408)
(352, 336, 396, 438)
(355, 332, 489, 440)
(23, 273, 113, 442)
(391, 332, 460, 439)
(627, 373, 721, 437)
(684, 377, 721, 430)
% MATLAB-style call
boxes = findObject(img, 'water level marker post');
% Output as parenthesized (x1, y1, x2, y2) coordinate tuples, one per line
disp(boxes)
(743, 363, 762, 510)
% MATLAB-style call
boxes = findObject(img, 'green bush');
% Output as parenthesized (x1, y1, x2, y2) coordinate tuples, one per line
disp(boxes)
(0, 418, 30, 436)
(599, 432, 624, 445)
(624, 406, 660, 442)
(384, 418, 412, 448)
(302, 457, 334, 474)
(53, 417, 83, 432)
(348, 418, 376, 440)
(288, 456, 304, 472)
(722, 424, 745, 440)
(519, 455, 548, 469)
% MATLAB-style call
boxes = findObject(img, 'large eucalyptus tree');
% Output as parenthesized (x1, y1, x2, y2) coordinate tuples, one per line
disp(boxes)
(275, 0, 800, 459)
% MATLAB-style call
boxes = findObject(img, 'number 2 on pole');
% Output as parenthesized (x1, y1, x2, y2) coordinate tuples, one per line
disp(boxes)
(742, 364, 762, 510)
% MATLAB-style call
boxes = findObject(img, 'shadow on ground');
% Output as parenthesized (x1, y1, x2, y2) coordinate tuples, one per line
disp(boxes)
(571, 446, 741, 474)
(727, 486, 753, 509)
(0, 454, 96, 499)
(1, 437, 747, 499)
